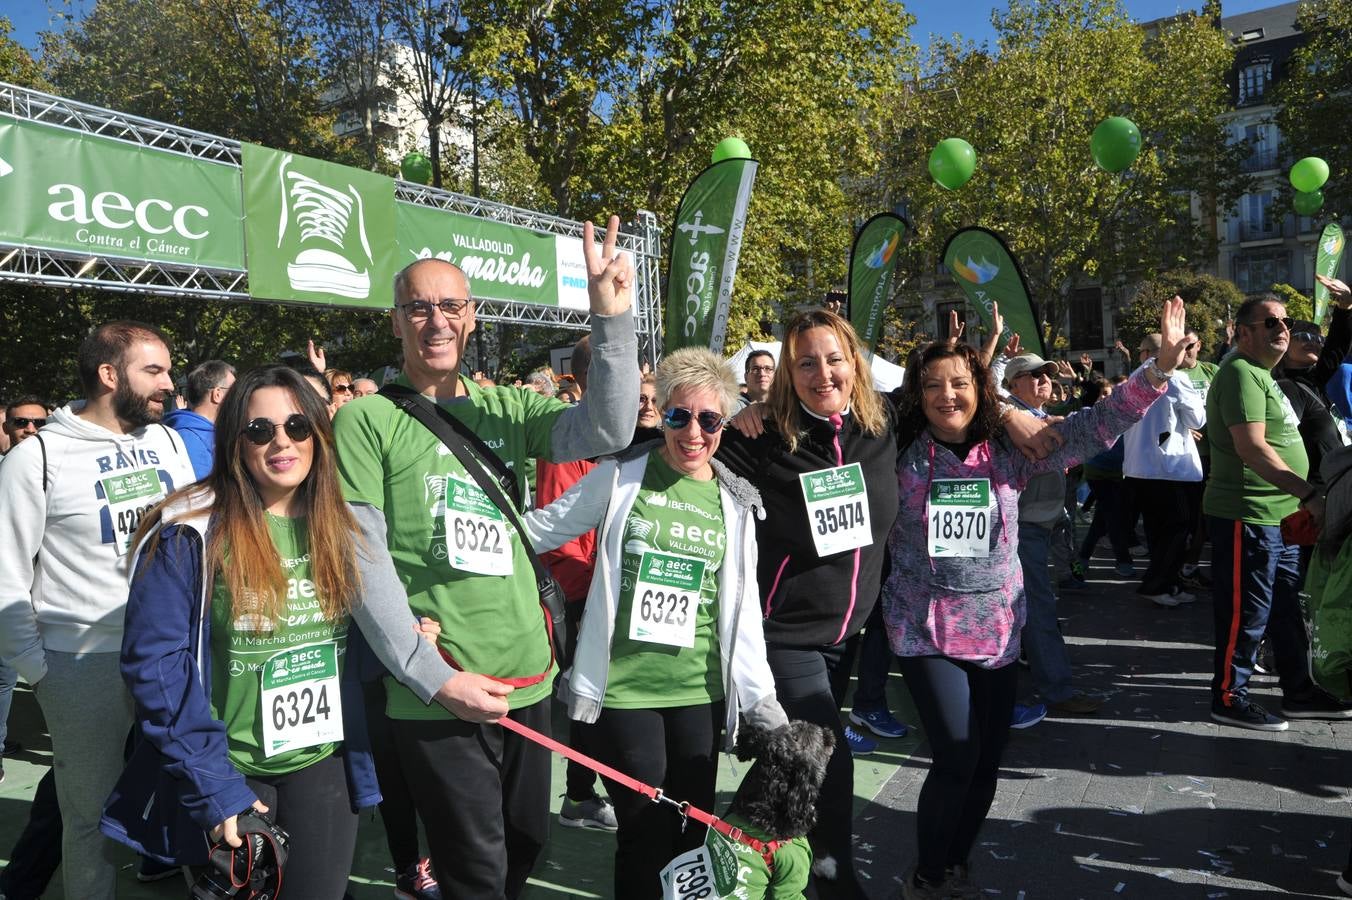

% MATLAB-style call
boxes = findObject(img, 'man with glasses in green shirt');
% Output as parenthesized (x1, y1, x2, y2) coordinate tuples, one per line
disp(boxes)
(1205, 293, 1352, 731)
(333, 217, 639, 899)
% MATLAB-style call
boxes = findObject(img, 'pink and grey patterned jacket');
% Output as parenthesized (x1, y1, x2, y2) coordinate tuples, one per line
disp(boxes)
(882, 367, 1164, 668)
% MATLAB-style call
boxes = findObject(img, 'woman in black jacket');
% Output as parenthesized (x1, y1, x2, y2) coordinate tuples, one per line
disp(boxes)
(716, 308, 899, 898)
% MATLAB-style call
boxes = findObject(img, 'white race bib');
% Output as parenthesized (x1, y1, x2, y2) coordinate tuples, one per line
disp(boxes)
(443, 474, 513, 576)
(927, 478, 993, 558)
(799, 463, 872, 557)
(629, 551, 705, 648)
(660, 837, 738, 900)
(101, 468, 165, 557)
(260, 641, 344, 757)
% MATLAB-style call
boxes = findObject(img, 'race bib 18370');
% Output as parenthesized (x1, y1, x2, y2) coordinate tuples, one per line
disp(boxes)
(798, 463, 872, 557)
(101, 468, 165, 556)
(928, 478, 993, 558)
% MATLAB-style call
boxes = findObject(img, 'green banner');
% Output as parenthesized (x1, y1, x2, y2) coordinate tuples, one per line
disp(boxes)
(941, 226, 1045, 357)
(1315, 223, 1345, 326)
(396, 203, 591, 310)
(848, 213, 907, 349)
(0, 116, 244, 268)
(242, 143, 399, 308)
(665, 158, 758, 354)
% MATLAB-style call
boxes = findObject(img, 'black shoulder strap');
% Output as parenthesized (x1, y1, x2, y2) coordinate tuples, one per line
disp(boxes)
(378, 385, 549, 585)
(34, 433, 48, 493)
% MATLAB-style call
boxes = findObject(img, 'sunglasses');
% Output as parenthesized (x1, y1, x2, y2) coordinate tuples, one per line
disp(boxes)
(1241, 316, 1294, 332)
(331, 383, 353, 394)
(8, 417, 46, 429)
(662, 407, 725, 434)
(242, 414, 314, 446)
(1292, 331, 1324, 345)
(400, 298, 471, 322)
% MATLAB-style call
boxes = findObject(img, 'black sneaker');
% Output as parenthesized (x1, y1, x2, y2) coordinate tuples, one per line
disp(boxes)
(1211, 699, 1288, 731)
(1281, 689, 1352, 720)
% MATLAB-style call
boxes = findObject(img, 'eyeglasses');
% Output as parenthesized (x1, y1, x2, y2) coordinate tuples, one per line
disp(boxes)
(242, 414, 314, 446)
(1292, 331, 1324, 345)
(662, 407, 725, 434)
(1014, 371, 1052, 382)
(332, 383, 353, 394)
(8, 417, 46, 429)
(747, 365, 775, 375)
(399, 298, 471, 322)
(1240, 316, 1293, 332)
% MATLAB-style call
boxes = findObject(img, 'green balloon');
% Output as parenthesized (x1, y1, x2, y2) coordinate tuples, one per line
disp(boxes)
(1293, 189, 1324, 216)
(1090, 117, 1142, 173)
(1290, 157, 1330, 194)
(400, 152, 433, 185)
(711, 137, 752, 163)
(928, 138, 977, 190)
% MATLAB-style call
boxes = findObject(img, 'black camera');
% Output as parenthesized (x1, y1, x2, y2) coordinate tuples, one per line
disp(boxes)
(191, 810, 290, 900)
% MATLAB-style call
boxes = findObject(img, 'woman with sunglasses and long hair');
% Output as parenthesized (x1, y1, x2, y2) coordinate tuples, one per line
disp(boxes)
(104, 366, 397, 896)
(521, 348, 787, 898)
(885, 300, 1187, 899)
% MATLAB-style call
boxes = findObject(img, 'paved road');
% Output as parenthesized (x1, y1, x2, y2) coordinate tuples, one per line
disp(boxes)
(855, 555, 1352, 899)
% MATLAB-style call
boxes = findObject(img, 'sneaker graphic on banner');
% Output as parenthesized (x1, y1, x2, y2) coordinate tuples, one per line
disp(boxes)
(277, 154, 373, 299)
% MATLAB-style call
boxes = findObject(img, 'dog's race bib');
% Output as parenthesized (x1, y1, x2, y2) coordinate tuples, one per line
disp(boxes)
(260, 641, 344, 757)
(443, 474, 513, 576)
(102, 469, 165, 557)
(629, 551, 705, 649)
(927, 478, 993, 558)
(660, 832, 738, 900)
(799, 463, 872, 557)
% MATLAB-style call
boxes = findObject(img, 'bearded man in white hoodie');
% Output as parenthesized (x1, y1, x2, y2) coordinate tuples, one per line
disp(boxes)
(0, 321, 195, 900)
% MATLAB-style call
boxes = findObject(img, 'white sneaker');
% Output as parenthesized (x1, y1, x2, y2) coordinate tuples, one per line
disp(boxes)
(1144, 587, 1194, 607)
(1172, 589, 1196, 604)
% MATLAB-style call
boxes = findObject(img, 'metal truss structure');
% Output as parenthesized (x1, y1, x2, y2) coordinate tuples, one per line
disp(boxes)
(0, 81, 665, 366)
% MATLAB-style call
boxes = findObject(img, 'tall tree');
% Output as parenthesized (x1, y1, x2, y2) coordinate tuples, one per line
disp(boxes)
(879, 0, 1246, 347)
(1275, 0, 1352, 217)
(308, 0, 395, 171)
(0, 16, 44, 87)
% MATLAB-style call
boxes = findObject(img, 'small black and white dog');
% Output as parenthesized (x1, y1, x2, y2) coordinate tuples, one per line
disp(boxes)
(717, 720, 836, 897)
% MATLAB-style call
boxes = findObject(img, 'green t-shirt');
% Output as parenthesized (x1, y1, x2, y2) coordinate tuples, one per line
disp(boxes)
(1184, 360, 1219, 457)
(1204, 353, 1309, 524)
(333, 375, 566, 719)
(700, 815, 812, 900)
(605, 453, 726, 709)
(210, 514, 349, 776)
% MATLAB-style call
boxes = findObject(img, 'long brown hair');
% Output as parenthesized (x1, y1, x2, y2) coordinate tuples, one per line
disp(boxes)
(135, 366, 361, 624)
(894, 341, 1003, 449)
(766, 308, 888, 452)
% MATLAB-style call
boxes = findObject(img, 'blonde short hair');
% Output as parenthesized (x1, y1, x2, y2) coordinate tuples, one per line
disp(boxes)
(655, 347, 741, 417)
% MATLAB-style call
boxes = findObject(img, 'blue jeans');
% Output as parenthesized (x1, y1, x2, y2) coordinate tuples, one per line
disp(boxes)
(0, 658, 15, 751)
(1018, 522, 1075, 702)
(1207, 517, 1314, 706)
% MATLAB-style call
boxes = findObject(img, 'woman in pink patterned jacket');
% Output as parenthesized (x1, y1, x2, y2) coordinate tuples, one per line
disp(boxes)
(886, 298, 1190, 900)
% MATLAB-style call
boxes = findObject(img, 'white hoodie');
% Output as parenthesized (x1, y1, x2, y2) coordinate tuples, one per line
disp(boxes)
(1122, 369, 1206, 482)
(0, 403, 195, 683)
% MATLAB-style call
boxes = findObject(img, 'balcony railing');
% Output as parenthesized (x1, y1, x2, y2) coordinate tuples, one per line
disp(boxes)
(1238, 220, 1283, 242)
(1240, 148, 1278, 172)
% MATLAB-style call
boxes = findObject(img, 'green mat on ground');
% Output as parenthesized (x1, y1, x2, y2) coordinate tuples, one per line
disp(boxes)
(0, 671, 920, 899)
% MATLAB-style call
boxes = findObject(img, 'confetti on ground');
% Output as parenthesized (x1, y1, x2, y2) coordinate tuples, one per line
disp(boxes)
(1115, 883, 1126, 893)
(1260, 825, 1282, 833)
(1079, 865, 1101, 873)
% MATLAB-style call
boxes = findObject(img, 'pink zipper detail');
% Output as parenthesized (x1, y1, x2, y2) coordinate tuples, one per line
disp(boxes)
(764, 554, 791, 618)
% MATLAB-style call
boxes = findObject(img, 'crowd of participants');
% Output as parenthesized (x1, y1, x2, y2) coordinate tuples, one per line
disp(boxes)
(1, 221, 1352, 900)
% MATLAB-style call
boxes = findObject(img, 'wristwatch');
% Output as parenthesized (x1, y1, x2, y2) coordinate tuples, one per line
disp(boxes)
(1145, 357, 1173, 382)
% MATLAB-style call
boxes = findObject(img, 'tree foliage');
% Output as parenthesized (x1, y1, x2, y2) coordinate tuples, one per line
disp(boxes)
(880, 0, 1245, 348)
(1275, 0, 1352, 218)
(1117, 269, 1242, 357)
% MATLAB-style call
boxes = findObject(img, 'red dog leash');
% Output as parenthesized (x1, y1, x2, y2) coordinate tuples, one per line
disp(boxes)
(497, 715, 782, 867)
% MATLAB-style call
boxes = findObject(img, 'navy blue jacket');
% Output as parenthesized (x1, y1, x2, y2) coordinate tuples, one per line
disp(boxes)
(100, 506, 380, 864)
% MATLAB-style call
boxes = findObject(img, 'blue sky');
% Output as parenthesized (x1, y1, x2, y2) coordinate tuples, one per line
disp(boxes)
(3, 0, 1285, 53)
